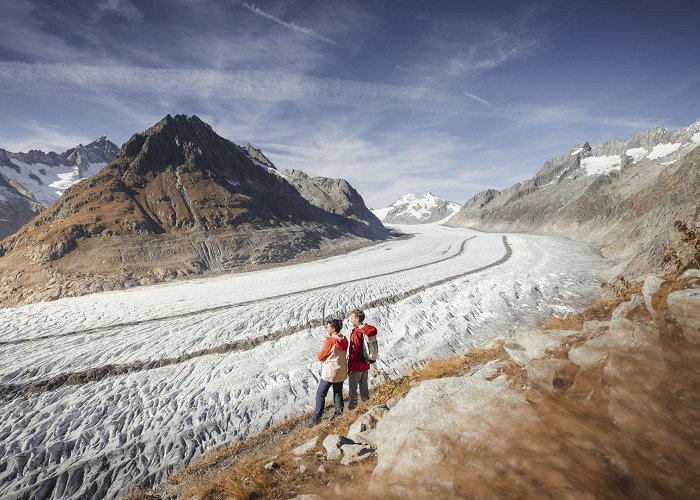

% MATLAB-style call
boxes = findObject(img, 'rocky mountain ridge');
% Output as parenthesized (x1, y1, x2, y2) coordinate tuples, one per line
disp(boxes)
(373, 192, 461, 224)
(449, 117, 700, 276)
(0, 114, 388, 307)
(0, 136, 119, 238)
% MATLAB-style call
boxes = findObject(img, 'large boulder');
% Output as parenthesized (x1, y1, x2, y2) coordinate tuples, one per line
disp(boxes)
(568, 319, 665, 427)
(371, 376, 536, 494)
(568, 319, 661, 373)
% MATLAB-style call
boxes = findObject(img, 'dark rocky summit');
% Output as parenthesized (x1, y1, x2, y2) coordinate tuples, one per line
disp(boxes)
(0, 115, 388, 306)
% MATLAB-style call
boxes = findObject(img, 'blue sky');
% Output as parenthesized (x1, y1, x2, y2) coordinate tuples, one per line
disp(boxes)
(0, 0, 698, 207)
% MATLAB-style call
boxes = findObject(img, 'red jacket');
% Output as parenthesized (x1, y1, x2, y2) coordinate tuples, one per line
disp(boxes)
(348, 324, 377, 372)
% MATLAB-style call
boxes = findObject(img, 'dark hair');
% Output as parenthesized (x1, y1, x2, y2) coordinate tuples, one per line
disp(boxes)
(350, 309, 365, 323)
(326, 318, 343, 333)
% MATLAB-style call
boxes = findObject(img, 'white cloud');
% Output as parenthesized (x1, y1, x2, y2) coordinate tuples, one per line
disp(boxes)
(2, 123, 94, 153)
(0, 62, 470, 112)
(242, 3, 338, 46)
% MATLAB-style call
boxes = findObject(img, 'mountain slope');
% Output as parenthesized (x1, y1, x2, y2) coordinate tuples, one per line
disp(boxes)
(448, 118, 700, 275)
(0, 115, 388, 306)
(0, 136, 118, 238)
(373, 192, 461, 224)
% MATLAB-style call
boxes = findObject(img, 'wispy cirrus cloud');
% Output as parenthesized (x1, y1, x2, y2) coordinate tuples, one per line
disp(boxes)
(507, 103, 666, 131)
(2, 123, 94, 153)
(97, 0, 143, 22)
(242, 3, 338, 46)
(463, 91, 494, 108)
(0, 61, 475, 112)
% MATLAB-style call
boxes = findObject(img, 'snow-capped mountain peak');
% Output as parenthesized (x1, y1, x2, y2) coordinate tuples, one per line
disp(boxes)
(373, 192, 462, 224)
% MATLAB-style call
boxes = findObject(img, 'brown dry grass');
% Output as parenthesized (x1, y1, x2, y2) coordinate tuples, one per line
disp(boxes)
(541, 295, 624, 330)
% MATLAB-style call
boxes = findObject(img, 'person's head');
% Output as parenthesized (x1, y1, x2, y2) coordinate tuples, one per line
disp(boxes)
(350, 309, 365, 327)
(325, 317, 342, 335)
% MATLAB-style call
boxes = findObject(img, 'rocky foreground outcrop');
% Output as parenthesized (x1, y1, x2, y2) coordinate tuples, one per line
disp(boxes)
(0, 115, 388, 307)
(284, 271, 700, 498)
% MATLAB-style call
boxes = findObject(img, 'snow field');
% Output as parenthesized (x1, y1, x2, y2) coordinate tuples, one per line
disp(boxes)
(0, 160, 107, 204)
(0, 225, 608, 499)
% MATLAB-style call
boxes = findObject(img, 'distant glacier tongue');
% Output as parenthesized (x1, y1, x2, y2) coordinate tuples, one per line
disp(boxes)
(0, 224, 608, 499)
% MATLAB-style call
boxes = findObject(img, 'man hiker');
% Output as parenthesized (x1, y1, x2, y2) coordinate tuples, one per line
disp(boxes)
(347, 308, 378, 410)
(310, 317, 349, 425)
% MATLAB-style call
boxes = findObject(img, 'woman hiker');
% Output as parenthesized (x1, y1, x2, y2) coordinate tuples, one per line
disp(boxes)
(310, 317, 349, 425)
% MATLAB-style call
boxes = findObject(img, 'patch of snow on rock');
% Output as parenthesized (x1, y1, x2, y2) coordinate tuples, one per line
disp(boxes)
(581, 155, 621, 176)
(691, 131, 700, 144)
(625, 148, 648, 163)
(647, 142, 681, 160)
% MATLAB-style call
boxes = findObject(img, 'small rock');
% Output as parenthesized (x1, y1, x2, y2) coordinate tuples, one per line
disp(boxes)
(469, 359, 505, 380)
(667, 289, 700, 343)
(299, 464, 307, 473)
(317, 465, 326, 474)
(611, 294, 644, 320)
(289, 495, 321, 500)
(264, 461, 279, 470)
(292, 437, 318, 456)
(340, 443, 376, 465)
(385, 393, 405, 409)
(680, 268, 700, 280)
(642, 274, 665, 317)
(503, 329, 573, 366)
(347, 405, 388, 446)
(525, 358, 578, 393)
(322, 434, 354, 461)
(480, 335, 507, 349)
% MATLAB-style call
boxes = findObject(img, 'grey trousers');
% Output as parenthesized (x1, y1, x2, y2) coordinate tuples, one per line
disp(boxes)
(348, 370, 369, 409)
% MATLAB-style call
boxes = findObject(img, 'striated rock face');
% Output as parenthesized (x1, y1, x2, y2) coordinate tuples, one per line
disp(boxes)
(0, 175, 43, 240)
(373, 192, 462, 224)
(282, 169, 386, 234)
(0, 136, 119, 238)
(449, 118, 700, 276)
(0, 115, 388, 306)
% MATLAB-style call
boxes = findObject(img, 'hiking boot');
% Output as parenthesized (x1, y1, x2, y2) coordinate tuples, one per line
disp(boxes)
(308, 418, 321, 427)
(328, 412, 342, 421)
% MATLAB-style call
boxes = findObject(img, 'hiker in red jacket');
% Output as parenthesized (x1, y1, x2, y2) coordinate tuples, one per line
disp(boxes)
(347, 308, 378, 410)
(310, 317, 349, 425)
